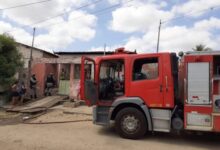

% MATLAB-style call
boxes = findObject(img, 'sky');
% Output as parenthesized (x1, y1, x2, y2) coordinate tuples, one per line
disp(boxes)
(0, 0, 220, 54)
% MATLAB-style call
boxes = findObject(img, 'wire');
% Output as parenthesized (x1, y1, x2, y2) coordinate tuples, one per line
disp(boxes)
(9, 0, 218, 34)
(28, 0, 103, 26)
(0, 0, 53, 10)
(36, 0, 135, 28)
(5, 0, 134, 33)
(5, 0, 104, 33)
(162, 5, 220, 24)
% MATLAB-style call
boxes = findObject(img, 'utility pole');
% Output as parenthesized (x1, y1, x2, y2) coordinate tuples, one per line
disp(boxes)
(156, 19, 161, 53)
(28, 27, 36, 82)
(104, 43, 106, 55)
(30, 27, 36, 61)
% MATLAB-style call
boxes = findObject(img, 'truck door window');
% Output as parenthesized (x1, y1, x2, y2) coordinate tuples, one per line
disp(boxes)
(99, 59, 124, 100)
(133, 58, 158, 81)
(84, 62, 94, 81)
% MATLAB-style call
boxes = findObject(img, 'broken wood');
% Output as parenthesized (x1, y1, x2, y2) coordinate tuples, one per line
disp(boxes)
(7, 96, 67, 113)
(63, 111, 92, 116)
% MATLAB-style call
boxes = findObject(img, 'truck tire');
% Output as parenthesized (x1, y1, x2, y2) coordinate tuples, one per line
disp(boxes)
(172, 117, 183, 131)
(115, 107, 147, 139)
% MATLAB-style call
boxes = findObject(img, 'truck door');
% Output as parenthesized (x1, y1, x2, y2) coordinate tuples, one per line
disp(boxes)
(129, 56, 164, 107)
(80, 56, 98, 106)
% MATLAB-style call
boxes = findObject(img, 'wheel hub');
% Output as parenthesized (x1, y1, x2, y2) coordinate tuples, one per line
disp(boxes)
(122, 115, 140, 133)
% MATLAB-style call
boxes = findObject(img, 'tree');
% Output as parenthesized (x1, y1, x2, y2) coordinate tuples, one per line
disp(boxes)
(192, 44, 212, 51)
(0, 34, 23, 89)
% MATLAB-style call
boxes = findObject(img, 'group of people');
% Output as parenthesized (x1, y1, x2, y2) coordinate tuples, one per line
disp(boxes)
(11, 73, 56, 106)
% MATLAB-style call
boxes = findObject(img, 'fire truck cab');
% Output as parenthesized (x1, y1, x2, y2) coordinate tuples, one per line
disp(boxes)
(80, 49, 220, 139)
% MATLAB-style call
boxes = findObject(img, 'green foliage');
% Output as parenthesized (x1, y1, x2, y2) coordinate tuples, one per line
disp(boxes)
(0, 34, 24, 89)
(192, 44, 212, 51)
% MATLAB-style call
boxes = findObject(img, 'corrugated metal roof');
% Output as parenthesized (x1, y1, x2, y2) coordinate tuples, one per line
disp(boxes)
(16, 42, 58, 57)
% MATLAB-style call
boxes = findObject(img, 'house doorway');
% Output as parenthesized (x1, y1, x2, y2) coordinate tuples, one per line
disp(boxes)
(58, 64, 70, 95)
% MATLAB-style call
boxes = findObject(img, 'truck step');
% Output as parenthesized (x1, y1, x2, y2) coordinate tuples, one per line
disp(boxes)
(186, 126, 213, 131)
(97, 111, 109, 115)
(151, 109, 172, 132)
(152, 117, 170, 120)
(153, 128, 170, 132)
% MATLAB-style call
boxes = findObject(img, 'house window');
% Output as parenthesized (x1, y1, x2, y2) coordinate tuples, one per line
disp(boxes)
(74, 64, 81, 79)
(133, 57, 158, 81)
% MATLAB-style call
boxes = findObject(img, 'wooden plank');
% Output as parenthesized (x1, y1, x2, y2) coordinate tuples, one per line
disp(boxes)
(20, 107, 47, 113)
(7, 96, 67, 113)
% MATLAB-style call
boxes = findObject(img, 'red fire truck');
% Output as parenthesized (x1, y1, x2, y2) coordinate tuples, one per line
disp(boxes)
(80, 48, 220, 139)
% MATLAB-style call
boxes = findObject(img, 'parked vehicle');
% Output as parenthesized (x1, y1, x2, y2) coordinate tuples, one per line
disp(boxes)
(80, 48, 220, 139)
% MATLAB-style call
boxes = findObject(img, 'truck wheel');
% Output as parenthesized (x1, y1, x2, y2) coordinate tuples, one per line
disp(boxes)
(115, 107, 147, 139)
(172, 117, 183, 131)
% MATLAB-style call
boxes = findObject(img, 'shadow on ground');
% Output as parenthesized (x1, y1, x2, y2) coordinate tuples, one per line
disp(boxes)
(97, 127, 220, 150)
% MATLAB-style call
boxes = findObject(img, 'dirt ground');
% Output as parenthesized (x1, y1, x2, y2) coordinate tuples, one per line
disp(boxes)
(0, 105, 220, 150)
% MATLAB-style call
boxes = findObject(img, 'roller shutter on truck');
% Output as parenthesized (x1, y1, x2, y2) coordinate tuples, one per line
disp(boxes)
(187, 62, 210, 104)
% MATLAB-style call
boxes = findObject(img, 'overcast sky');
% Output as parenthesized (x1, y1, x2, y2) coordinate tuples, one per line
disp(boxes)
(0, 0, 220, 53)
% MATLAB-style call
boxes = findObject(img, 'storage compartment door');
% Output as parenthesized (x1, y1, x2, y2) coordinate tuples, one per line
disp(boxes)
(187, 63, 210, 104)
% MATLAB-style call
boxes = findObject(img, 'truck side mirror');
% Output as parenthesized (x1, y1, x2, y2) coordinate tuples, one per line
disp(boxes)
(215, 99, 220, 108)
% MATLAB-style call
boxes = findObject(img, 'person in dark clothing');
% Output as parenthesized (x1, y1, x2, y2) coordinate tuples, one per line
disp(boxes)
(45, 73, 56, 96)
(18, 81, 26, 104)
(11, 80, 19, 106)
(30, 74, 37, 99)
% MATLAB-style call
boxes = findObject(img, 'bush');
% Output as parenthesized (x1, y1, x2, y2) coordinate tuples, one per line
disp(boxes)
(0, 34, 24, 90)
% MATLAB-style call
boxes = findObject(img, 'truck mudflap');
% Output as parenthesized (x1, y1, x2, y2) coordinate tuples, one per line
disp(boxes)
(93, 106, 112, 126)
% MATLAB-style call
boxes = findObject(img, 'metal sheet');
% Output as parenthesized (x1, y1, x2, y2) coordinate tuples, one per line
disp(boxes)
(151, 109, 171, 131)
(151, 109, 171, 118)
(187, 63, 210, 104)
(187, 113, 212, 127)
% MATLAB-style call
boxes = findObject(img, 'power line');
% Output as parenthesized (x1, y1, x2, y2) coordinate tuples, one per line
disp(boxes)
(5, 0, 104, 33)
(162, 5, 220, 24)
(7, 0, 217, 34)
(155, 5, 220, 53)
(28, 0, 103, 26)
(0, 0, 53, 10)
(36, 0, 135, 28)
(5, 0, 134, 33)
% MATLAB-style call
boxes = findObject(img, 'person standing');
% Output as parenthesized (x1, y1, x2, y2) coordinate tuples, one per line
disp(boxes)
(30, 74, 37, 99)
(45, 73, 56, 96)
(11, 80, 19, 106)
(18, 81, 26, 104)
